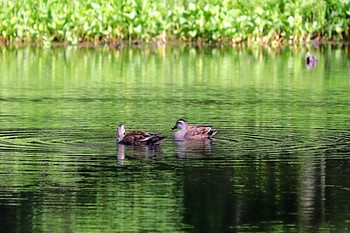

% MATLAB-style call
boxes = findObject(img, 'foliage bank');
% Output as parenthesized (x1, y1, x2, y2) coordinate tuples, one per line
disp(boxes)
(0, 0, 349, 45)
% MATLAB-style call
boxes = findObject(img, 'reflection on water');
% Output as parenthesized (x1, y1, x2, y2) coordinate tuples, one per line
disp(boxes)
(117, 144, 125, 162)
(117, 144, 164, 164)
(174, 139, 213, 159)
(0, 45, 350, 232)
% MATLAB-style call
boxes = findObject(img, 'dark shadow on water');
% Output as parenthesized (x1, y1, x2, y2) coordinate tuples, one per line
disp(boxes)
(179, 157, 300, 232)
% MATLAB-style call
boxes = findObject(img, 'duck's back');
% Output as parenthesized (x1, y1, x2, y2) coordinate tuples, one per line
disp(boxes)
(186, 125, 213, 139)
(122, 131, 166, 145)
(121, 131, 153, 145)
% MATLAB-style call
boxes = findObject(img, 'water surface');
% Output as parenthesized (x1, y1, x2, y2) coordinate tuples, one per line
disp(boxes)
(0, 44, 350, 232)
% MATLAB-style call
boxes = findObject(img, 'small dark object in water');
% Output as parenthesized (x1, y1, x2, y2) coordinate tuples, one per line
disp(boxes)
(305, 51, 318, 67)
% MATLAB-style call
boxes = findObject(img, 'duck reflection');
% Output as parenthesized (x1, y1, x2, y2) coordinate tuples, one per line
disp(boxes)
(116, 144, 163, 163)
(174, 139, 213, 159)
(117, 144, 126, 162)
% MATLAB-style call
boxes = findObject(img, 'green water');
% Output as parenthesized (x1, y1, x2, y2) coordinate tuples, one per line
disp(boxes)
(0, 45, 350, 232)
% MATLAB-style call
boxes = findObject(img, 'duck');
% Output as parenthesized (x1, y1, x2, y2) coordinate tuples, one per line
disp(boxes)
(305, 51, 318, 66)
(171, 119, 218, 141)
(117, 124, 166, 146)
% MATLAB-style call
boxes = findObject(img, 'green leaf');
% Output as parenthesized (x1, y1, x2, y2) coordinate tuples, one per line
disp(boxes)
(125, 11, 136, 20)
(10, 16, 16, 25)
(134, 24, 142, 34)
(179, 17, 187, 25)
(188, 3, 196, 11)
(188, 30, 197, 38)
(90, 2, 101, 10)
(256, 7, 263, 15)
(288, 16, 294, 26)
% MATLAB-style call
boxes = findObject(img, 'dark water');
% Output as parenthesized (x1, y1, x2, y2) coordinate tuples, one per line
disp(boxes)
(0, 45, 350, 232)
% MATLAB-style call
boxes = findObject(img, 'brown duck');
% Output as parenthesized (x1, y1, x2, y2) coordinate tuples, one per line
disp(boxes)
(117, 124, 166, 146)
(171, 119, 218, 140)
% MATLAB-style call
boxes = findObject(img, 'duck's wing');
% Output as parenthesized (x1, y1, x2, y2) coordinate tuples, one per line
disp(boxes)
(123, 131, 167, 145)
(123, 131, 155, 145)
(186, 125, 212, 137)
(152, 135, 167, 145)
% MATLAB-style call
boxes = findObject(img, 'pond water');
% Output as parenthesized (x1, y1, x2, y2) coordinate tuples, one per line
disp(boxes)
(0, 44, 349, 232)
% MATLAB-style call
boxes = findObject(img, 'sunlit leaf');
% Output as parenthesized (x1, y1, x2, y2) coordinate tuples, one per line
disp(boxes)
(188, 3, 196, 11)
(125, 11, 136, 20)
(288, 16, 294, 26)
(90, 2, 101, 10)
(188, 30, 197, 37)
(134, 24, 142, 34)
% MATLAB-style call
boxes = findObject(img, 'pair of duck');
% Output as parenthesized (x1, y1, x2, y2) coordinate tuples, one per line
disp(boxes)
(117, 119, 218, 146)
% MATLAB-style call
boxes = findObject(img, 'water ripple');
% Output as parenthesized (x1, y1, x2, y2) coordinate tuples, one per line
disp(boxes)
(0, 128, 90, 152)
(217, 125, 350, 157)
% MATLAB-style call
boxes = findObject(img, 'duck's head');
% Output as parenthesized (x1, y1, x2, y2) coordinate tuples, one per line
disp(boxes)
(117, 124, 125, 143)
(171, 119, 187, 130)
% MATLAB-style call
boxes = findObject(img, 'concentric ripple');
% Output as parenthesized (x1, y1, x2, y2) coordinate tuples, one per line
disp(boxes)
(0, 128, 95, 153)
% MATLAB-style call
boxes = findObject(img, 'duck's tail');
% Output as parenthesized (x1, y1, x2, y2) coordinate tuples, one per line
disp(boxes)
(152, 136, 167, 145)
(208, 130, 218, 137)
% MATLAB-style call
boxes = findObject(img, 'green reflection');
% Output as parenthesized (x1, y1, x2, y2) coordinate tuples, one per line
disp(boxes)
(0, 45, 349, 232)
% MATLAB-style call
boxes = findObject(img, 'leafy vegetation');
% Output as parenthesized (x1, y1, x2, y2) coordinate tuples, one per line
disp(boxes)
(0, 0, 349, 45)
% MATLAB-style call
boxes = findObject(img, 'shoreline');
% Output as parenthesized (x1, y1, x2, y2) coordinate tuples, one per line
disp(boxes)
(1, 37, 349, 49)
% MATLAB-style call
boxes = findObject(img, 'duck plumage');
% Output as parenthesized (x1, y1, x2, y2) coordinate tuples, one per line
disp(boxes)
(117, 124, 166, 146)
(171, 119, 218, 140)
